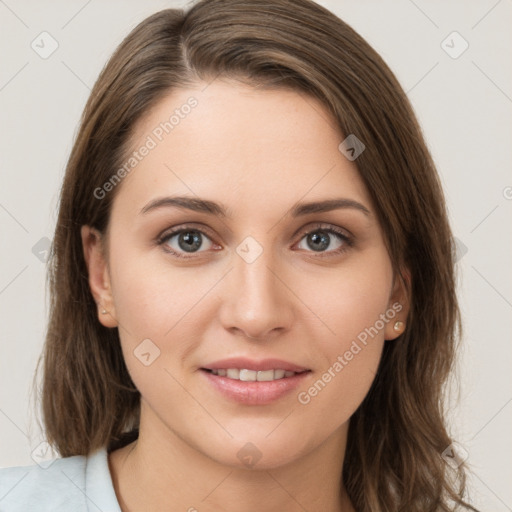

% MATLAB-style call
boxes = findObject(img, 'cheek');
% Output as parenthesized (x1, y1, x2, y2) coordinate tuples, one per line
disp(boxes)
(304, 252, 393, 345)
(108, 245, 221, 387)
(291, 252, 392, 415)
(294, 335, 384, 446)
(110, 247, 207, 335)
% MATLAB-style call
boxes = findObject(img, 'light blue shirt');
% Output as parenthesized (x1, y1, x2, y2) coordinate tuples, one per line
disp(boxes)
(0, 447, 121, 511)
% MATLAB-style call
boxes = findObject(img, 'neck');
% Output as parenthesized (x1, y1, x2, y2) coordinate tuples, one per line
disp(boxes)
(108, 404, 354, 512)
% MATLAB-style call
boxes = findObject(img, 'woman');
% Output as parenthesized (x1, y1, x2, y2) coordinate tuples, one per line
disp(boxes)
(0, 0, 478, 510)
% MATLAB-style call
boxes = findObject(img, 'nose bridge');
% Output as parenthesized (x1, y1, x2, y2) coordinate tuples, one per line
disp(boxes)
(238, 246, 276, 301)
(220, 235, 293, 338)
(235, 236, 281, 310)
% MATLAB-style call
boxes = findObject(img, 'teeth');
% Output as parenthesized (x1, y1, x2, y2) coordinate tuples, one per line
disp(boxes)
(239, 369, 257, 381)
(274, 369, 285, 379)
(226, 368, 240, 379)
(256, 369, 274, 382)
(209, 368, 301, 381)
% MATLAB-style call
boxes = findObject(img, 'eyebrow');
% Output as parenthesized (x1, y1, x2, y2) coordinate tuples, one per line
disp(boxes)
(140, 196, 371, 218)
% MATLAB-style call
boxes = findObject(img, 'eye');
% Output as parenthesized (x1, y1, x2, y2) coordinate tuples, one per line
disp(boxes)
(157, 222, 353, 260)
(295, 223, 353, 257)
(158, 226, 217, 259)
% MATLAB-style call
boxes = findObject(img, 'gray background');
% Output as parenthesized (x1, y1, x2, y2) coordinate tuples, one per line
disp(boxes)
(1, 1, 511, 510)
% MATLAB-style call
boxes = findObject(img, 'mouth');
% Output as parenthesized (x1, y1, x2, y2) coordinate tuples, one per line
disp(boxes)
(199, 358, 312, 405)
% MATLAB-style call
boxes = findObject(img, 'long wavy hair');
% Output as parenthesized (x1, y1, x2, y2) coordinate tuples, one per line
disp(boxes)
(35, 0, 478, 510)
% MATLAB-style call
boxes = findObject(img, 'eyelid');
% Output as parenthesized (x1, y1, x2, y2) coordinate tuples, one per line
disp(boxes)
(293, 221, 352, 241)
(157, 222, 216, 243)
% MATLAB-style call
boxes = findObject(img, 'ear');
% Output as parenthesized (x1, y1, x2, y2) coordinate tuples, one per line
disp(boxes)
(81, 225, 118, 328)
(384, 267, 410, 341)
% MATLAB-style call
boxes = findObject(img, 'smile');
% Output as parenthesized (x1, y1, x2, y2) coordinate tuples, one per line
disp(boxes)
(200, 368, 311, 405)
(204, 368, 306, 381)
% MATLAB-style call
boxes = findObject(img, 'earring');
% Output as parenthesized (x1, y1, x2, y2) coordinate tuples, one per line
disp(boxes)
(101, 309, 108, 315)
(393, 321, 405, 333)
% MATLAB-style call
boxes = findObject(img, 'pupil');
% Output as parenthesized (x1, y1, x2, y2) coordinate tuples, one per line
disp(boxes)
(308, 231, 329, 251)
(179, 231, 202, 252)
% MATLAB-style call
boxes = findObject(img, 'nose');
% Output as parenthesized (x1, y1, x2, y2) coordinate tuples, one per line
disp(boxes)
(219, 244, 295, 341)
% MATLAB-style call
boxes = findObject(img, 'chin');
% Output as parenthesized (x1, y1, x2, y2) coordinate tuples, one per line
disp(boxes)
(198, 430, 316, 471)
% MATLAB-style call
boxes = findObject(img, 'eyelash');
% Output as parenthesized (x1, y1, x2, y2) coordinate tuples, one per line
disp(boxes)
(156, 223, 354, 260)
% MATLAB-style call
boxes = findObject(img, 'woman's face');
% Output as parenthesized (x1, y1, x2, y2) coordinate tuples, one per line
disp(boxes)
(83, 79, 407, 469)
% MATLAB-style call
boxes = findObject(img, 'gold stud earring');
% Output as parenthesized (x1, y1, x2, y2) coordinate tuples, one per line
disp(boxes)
(393, 321, 405, 333)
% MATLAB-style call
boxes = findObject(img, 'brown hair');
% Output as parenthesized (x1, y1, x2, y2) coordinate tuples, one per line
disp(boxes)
(36, 0, 478, 510)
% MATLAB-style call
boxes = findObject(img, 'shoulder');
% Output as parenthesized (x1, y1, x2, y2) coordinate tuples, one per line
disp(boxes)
(0, 452, 87, 511)
(0, 447, 120, 512)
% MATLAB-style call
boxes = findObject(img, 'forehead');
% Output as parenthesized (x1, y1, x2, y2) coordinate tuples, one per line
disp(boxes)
(113, 79, 372, 219)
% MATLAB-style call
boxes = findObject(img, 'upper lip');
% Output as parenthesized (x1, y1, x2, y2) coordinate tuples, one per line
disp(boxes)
(202, 357, 310, 373)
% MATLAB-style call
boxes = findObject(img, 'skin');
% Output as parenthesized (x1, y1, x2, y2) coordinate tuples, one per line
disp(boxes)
(82, 79, 409, 512)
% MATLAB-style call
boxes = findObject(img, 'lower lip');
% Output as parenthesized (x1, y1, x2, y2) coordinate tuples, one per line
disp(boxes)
(200, 369, 311, 405)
